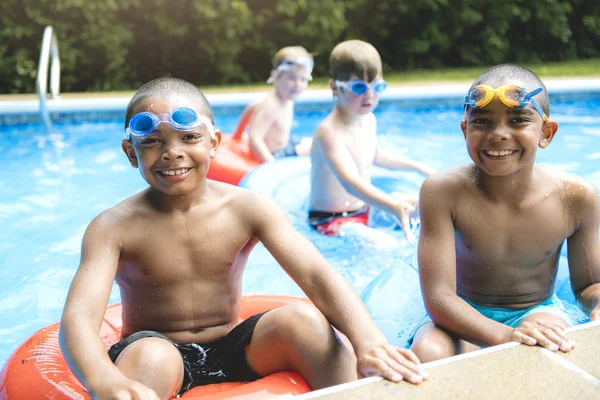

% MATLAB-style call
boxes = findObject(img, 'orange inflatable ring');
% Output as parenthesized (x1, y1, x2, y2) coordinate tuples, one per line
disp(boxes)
(0, 295, 347, 400)
(207, 110, 261, 185)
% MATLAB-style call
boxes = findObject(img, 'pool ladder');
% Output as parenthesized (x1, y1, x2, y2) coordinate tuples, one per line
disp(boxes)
(36, 26, 61, 131)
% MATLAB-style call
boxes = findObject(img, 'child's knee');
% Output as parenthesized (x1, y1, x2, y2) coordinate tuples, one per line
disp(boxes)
(116, 337, 183, 378)
(116, 337, 183, 398)
(275, 304, 335, 346)
(410, 327, 457, 362)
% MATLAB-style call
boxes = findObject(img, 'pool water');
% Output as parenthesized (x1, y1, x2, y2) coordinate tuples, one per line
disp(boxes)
(1, 93, 599, 364)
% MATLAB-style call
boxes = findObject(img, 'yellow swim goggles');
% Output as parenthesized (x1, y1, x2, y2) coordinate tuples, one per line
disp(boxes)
(464, 84, 548, 122)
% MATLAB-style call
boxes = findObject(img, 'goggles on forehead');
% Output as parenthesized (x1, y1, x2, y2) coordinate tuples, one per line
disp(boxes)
(267, 57, 314, 84)
(464, 84, 548, 122)
(124, 107, 215, 140)
(335, 79, 388, 96)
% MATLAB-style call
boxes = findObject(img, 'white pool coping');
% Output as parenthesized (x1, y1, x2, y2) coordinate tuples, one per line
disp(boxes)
(291, 320, 600, 399)
(1, 79, 600, 116)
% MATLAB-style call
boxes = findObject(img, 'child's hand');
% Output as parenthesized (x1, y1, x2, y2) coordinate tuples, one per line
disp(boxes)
(508, 321, 575, 352)
(356, 343, 428, 384)
(392, 200, 416, 242)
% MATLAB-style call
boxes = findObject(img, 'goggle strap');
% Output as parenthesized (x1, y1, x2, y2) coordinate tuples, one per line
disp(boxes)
(524, 87, 543, 100)
(530, 99, 549, 122)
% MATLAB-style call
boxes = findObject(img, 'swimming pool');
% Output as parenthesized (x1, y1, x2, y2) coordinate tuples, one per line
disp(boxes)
(1, 84, 600, 365)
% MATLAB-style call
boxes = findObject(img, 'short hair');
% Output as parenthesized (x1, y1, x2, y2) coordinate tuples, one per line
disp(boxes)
(469, 64, 550, 116)
(124, 77, 214, 130)
(272, 46, 313, 69)
(329, 40, 382, 81)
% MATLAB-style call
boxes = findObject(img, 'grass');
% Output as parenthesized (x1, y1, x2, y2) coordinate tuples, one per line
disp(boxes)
(310, 58, 600, 88)
(2, 58, 599, 100)
(200, 58, 600, 92)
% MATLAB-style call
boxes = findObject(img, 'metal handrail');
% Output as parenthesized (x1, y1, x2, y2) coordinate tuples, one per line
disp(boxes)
(36, 26, 61, 131)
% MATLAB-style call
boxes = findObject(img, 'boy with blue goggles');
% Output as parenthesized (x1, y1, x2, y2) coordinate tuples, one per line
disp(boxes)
(124, 107, 215, 140)
(334, 79, 388, 96)
(308, 40, 436, 241)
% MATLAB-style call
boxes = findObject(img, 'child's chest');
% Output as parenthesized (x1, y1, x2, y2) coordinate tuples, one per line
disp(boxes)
(343, 128, 377, 168)
(454, 193, 576, 265)
(271, 105, 294, 135)
(119, 212, 252, 281)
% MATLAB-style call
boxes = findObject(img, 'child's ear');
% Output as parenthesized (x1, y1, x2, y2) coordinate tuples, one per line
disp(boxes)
(210, 130, 222, 159)
(460, 119, 467, 140)
(121, 140, 139, 168)
(539, 120, 558, 149)
(329, 79, 338, 96)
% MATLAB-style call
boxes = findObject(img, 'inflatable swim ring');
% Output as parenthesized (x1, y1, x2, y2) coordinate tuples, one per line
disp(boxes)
(361, 248, 590, 348)
(0, 295, 322, 400)
(207, 110, 261, 185)
(239, 156, 423, 227)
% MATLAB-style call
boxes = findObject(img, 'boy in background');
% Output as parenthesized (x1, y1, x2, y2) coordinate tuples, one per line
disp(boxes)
(411, 64, 600, 362)
(309, 40, 436, 240)
(235, 46, 313, 162)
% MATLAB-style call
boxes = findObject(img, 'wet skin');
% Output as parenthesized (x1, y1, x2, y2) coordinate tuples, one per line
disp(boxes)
(413, 85, 600, 358)
(247, 68, 310, 161)
(309, 73, 433, 239)
(60, 93, 429, 400)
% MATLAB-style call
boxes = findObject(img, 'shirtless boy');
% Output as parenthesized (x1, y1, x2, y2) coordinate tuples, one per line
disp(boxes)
(59, 77, 427, 400)
(411, 64, 600, 362)
(236, 46, 313, 162)
(309, 40, 435, 239)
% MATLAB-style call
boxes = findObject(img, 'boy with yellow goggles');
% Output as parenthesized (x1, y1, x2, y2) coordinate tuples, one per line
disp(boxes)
(464, 84, 549, 122)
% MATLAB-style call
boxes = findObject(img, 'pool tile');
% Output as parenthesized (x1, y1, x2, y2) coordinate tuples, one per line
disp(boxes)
(559, 321, 600, 380)
(302, 323, 600, 399)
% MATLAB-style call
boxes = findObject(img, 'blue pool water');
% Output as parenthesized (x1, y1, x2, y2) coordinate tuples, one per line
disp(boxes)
(1, 93, 600, 365)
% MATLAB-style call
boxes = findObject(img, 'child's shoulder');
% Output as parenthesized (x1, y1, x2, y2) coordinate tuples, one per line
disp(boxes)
(208, 180, 289, 231)
(251, 91, 280, 111)
(208, 180, 280, 212)
(538, 165, 599, 207)
(540, 165, 594, 187)
(85, 191, 149, 236)
(313, 113, 336, 139)
(422, 165, 475, 191)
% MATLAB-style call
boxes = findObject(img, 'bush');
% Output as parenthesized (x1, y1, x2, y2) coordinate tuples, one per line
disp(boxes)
(0, 0, 598, 93)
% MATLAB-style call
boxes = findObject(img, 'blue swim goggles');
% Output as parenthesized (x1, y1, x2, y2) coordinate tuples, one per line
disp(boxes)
(124, 107, 215, 139)
(335, 79, 388, 95)
(267, 57, 314, 84)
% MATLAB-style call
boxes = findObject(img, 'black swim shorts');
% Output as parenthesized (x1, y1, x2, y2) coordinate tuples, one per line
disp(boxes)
(108, 312, 265, 395)
(272, 136, 301, 159)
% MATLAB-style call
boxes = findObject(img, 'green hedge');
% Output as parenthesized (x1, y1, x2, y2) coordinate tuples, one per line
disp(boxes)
(1, 0, 598, 93)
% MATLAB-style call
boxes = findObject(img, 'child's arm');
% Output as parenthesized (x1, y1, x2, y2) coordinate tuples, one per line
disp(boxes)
(418, 176, 512, 346)
(318, 125, 414, 240)
(247, 105, 277, 162)
(567, 180, 600, 321)
(374, 145, 437, 176)
(248, 193, 428, 383)
(418, 175, 572, 349)
(59, 213, 160, 400)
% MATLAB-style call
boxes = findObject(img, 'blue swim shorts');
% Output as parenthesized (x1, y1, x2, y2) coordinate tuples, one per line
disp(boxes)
(410, 294, 575, 343)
